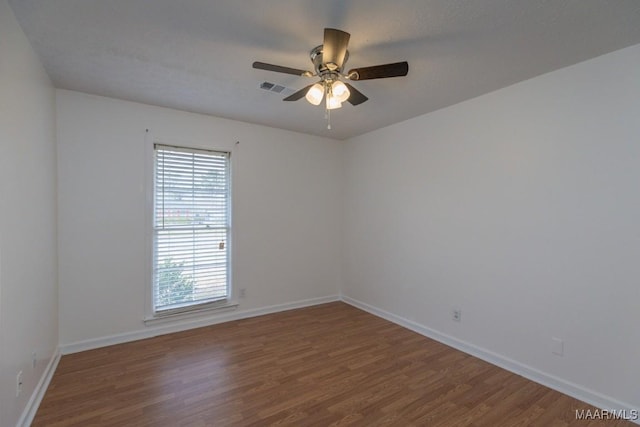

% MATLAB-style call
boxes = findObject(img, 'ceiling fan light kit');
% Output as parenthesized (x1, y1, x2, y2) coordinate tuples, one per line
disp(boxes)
(253, 28, 409, 129)
(305, 83, 324, 105)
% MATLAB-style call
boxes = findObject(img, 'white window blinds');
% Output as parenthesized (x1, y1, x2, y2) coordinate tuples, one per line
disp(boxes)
(153, 144, 230, 313)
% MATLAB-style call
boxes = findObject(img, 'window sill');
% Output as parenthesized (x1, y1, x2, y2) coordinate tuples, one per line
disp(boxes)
(144, 301, 239, 326)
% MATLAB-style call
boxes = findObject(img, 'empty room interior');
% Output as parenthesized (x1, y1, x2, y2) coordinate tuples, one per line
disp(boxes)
(1, 1, 640, 426)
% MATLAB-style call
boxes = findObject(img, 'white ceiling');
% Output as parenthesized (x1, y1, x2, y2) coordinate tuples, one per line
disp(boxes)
(9, 0, 640, 140)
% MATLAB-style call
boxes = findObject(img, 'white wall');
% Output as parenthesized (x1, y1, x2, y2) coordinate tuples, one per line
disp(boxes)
(56, 91, 343, 346)
(343, 44, 640, 410)
(0, 0, 58, 425)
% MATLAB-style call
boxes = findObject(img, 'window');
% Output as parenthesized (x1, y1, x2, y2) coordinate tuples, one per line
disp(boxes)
(153, 144, 231, 314)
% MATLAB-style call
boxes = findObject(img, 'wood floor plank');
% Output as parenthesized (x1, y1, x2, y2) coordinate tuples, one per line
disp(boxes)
(33, 302, 634, 426)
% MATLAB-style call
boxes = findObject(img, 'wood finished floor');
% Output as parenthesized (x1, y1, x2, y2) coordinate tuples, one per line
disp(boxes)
(34, 302, 633, 426)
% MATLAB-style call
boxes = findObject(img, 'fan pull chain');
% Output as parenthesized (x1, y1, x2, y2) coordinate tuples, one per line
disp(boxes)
(327, 108, 331, 130)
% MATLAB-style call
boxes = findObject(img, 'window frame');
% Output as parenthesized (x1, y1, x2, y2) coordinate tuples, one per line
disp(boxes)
(144, 133, 237, 323)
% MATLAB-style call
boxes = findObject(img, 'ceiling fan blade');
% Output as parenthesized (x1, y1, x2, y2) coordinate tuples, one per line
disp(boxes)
(323, 28, 350, 71)
(343, 82, 368, 106)
(253, 61, 311, 76)
(283, 84, 314, 101)
(348, 61, 409, 80)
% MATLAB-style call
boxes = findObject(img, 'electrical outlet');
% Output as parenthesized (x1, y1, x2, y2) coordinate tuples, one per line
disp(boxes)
(452, 308, 462, 322)
(16, 371, 23, 397)
(239, 288, 246, 298)
(552, 337, 564, 356)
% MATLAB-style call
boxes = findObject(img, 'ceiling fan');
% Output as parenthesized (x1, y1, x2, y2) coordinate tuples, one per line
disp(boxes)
(253, 28, 408, 128)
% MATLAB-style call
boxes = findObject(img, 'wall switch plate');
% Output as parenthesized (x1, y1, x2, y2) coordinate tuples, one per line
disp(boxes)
(552, 337, 564, 356)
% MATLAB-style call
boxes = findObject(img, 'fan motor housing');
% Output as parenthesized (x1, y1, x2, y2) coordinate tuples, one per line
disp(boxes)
(310, 45, 349, 75)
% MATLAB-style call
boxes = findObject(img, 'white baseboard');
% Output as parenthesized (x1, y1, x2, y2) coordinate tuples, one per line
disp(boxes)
(17, 347, 61, 427)
(341, 295, 640, 426)
(60, 295, 340, 355)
